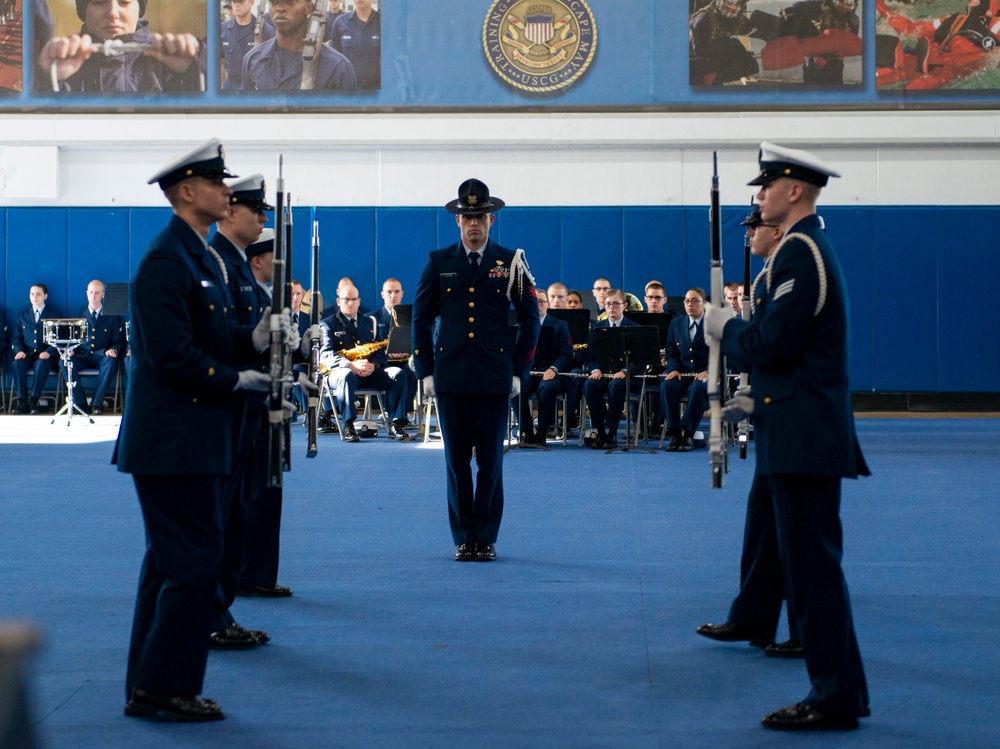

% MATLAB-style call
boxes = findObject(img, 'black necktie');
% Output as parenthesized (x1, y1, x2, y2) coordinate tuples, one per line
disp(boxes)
(469, 252, 480, 275)
(34, 310, 40, 323)
(293, 312, 299, 327)
(690, 322, 697, 339)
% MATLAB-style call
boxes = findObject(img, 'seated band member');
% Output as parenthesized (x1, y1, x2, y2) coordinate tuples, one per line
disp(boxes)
(518, 289, 574, 446)
(660, 287, 710, 452)
(11, 284, 61, 414)
(583, 289, 639, 449)
(320, 284, 407, 442)
(644, 281, 668, 313)
(63, 279, 127, 414)
(566, 290, 584, 309)
(371, 277, 416, 424)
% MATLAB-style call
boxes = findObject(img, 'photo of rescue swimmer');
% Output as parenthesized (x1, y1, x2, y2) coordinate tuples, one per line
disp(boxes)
(875, 0, 1000, 90)
(689, 0, 862, 87)
(221, 0, 379, 92)
(0, 0, 22, 93)
(35, 0, 206, 94)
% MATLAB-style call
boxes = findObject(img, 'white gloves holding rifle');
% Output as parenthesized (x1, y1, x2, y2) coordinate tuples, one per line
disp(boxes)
(702, 304, 733, 343)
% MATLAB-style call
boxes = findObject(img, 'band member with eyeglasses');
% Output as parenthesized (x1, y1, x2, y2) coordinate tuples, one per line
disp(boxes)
(659, 287, 710, 452)
(643, 281, 668, 314)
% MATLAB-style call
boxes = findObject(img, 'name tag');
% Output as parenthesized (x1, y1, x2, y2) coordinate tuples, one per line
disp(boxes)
(440, 272, 457, 278)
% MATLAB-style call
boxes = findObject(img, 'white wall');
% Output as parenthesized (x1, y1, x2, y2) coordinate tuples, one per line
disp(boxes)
(2, 110, 999, 206)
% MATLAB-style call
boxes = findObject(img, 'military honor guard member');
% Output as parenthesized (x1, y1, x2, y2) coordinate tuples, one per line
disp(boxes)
(412, 179, 540, 562)
(63, 280, 127, 415)
(11, 284, 62, 414)
(703, 142, 870, 731)
(115, 140, 282, 721)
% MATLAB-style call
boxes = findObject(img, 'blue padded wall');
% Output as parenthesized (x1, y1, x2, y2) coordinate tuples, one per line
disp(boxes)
(873, 207, 938, 392)
(937, 207, 1000, 392)
(4, 205, 998, 394)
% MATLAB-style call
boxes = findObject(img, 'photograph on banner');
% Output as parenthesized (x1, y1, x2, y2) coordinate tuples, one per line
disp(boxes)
(689, 0, 863, 87)
(34, 0, 207, 94)
(223, 0, 379, 92)
(0, 0, 23, 93)
(875, 0, 1000, 90)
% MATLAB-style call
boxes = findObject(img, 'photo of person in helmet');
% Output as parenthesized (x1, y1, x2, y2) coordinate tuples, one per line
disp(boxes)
(36, 0, 206, 93)
(780, 0, 860, 84)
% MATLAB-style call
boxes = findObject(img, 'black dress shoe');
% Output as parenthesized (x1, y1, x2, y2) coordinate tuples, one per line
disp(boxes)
(454, 543, 476, 561)
(342, 422, 360, 442)
(475, 543, 497, 561)
(388, 420, 408, 440)
(237, 583, 293, 598)
(317, 414, 338, 434)
(29, 399, 43, 415)
(590, 434, 608, 449)
(90, 406, 104, 415)
(604, 436, 618, 448)
(695, 621, 772, 647)
(15, 401, 30, 415)
(761, 702, 860, 731)
(518, 430, 535, 444)
(208, 623, 268, 650)
(665, 435, 682, 452)
(678, 435, 694, 452)
(764, 638, 803, 658)
(125, 688, 225, 721)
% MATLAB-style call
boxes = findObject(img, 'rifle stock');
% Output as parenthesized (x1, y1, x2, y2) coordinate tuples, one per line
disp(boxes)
(268, 156, 287, 488)
(707, 152, 728, 488)
(306, 216, 322, 458)
(301, 0, 330, 90)
(253, 0, 266, 45)
(738, 198, 753, 460)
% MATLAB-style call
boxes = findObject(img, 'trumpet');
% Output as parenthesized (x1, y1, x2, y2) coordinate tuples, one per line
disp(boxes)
(318, 339, 390, 375)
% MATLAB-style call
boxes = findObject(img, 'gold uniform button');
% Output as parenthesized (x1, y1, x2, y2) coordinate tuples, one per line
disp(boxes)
(208, 367, 215, 376)
(468, 332, 475, 339)
(414, 348, 420, 355)
(764, 397, 772, 404)
(469, 302, 475, 308)
(757, 298, 762, 304)
(469, 286, 475, 293)
(192, 397, 198, 403)
(209, 304, 215, 310)
(468, 317, 475, 323)
(223, 307, 228, 313)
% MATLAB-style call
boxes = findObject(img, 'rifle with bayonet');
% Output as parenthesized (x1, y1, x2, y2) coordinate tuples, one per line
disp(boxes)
(301, 0, 330, 90)
(268, 156, 288, 488)
(707, 152, 729, 488)
(306, 216, 323, 458)
(737, 198, 753, 460)
(253, 0, 267, 45)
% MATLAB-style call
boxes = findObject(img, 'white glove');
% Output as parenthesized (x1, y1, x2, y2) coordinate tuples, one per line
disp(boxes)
(510, 376, 521, 398)
(282, 308, 300, 352)
(422, 375, 436, 399)
(703, 304, 733, 340)
(300, 323, 320, 357)
(234, 369, 271, 392)
(294, 370, 319, 393)
(251, 306, 272, 352)
(721, 394, 754, 423)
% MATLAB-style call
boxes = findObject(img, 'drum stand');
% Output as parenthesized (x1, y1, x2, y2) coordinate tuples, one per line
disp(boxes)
(50, 342, 94, 426)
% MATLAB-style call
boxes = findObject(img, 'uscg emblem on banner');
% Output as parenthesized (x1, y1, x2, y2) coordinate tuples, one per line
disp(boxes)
(483, 0, 598, 94)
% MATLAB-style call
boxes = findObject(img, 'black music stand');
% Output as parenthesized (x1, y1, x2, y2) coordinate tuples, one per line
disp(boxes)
(391, 303, 412, 327)
(547, 308, 590, 351)
(506, 325, 554, 453)
(103, 283, 130, 316)
(593, 325, 661, 454)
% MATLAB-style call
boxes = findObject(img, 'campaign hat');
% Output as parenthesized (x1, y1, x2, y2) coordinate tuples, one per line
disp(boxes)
(227, 174, 274, 211)
(77, 0, 147, 21)
(747, 142, 841, 188)
(147, 139, 236, 190)
(246, 228, 275, 260)
(740, 204, 763, 227)
(444, 178, 505, 215)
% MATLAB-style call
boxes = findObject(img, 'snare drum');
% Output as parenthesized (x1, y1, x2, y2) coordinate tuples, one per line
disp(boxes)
(43, 318, 89, 345)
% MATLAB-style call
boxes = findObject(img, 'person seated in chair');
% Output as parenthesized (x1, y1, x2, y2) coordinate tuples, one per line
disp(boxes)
(517, 289, 574, 446)
(660, 287, 710, 452)
(583, 289, 639, 449)
(320, 284, 407, 442)
(11, 284, 62, 414)
(61, 280, 126, 414)
(371, 277, 416, 425)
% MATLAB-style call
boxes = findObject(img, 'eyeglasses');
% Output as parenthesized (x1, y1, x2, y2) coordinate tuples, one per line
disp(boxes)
(537, 299, 549, 305)
(340, 297, 360, 303)
(604, 300, 624, 308)
(644, 295, 665, 301)
(683, 298, 704, 305)
(593, 286, 611, 292)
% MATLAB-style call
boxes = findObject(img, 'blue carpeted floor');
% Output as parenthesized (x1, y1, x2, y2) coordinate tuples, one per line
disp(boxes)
(1, 418, 998, 748)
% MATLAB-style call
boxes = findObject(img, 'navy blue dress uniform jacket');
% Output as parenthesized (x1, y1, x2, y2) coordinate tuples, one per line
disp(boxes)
(12, 304, 62, 358)
(116, 215, 256, 477)
(75, 309, 126, 357)
(721, 214, 869, 479)
(320, 309, 387, 370)
(665, 314, 709, 374)
(241, 36, 357, 91)
(537, 315, 575, 372)
(412, 239, 540, 394)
